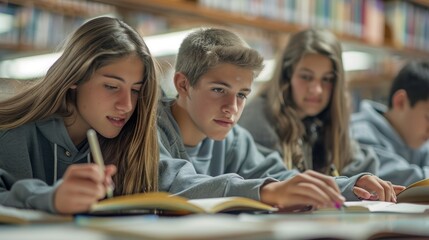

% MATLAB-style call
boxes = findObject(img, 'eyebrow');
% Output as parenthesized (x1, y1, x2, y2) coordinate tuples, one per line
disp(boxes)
(298, 68, 335, 76)
(103, 74, 144, 85)
(210, 81, 252, 93)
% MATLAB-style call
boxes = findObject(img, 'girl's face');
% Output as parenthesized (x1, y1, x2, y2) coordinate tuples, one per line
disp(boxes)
(67, 54, 144, 145)
(290, 53, 335, 119)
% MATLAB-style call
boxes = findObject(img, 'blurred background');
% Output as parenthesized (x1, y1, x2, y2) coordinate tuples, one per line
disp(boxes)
(1, 0, 428, 111)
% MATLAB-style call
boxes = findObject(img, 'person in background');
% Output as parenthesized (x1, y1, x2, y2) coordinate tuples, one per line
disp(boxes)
(157, 27, 400, 212)
(238, 28, 405, 200)
(0, 16, 159, 214)
(351, 60, 429, 186)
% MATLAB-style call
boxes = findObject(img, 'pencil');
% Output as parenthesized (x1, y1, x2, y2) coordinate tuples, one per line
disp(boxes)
(330, 163, 340, 177)
(86, 129, 114, 198)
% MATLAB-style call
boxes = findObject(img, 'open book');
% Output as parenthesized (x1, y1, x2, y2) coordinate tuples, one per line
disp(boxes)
(89, 192, 277, 215)
(396, 178, 429, 203)
(323, 201, 429, 213)
(317, 178, 429, 214)
(0, 205, 72, 224)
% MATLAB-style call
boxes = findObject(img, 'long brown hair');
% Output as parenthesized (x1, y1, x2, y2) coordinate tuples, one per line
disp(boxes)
(0, 17, 159, 194)
(258, 28, 351, 173)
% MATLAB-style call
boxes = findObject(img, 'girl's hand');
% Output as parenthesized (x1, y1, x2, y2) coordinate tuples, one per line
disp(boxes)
(54, 163, 116, 214)
(353, 174, 405, 202)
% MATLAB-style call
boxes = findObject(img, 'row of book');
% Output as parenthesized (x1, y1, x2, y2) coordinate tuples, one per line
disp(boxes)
(385, 0, 429, 51)
(199, 0, 429, 51)
(0, 1, 114, 49)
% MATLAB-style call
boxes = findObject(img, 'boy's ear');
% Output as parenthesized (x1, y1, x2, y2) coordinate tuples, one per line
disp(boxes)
(391, 89, 408, 111)
(174, 72, 190, 96)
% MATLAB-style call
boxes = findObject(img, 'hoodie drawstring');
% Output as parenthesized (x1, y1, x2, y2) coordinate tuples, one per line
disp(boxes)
(53, 143, 91, 184)
(54, 143, 58, 184)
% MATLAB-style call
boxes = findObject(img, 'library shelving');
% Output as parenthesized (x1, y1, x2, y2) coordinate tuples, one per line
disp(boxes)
(1, 0, 429, 105)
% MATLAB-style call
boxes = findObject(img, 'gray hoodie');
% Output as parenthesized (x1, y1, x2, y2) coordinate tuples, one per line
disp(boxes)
(351, 100, 429, 186)
(157, 98, 361, 201)
(0, 116, 90, 213)
(239, 95, 369, 200)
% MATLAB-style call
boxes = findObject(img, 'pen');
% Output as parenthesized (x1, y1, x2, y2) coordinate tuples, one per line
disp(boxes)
(86, 129, 114, 198)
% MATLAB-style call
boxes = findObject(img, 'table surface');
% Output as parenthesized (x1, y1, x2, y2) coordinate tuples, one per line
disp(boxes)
(2, 211, 429, 240)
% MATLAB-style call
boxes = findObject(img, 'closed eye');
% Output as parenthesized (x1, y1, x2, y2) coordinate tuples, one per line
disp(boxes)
(132, 88, 141, 95)
(323, 76, 335, 84)
(104, 84, 118, 90)
(300, 74, 313, 81)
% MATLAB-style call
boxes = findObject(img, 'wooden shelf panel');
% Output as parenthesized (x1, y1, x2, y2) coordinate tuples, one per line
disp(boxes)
(94, 0, 429, 59)
(410, 0, 429, 7)
(94, 0, 304, 33)
(0, 43, 38, 52)
(5, 0, 113, 16)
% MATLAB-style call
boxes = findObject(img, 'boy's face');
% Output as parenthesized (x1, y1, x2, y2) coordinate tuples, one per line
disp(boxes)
(397, 98, 429, 148)
(179, 63, 253, 144)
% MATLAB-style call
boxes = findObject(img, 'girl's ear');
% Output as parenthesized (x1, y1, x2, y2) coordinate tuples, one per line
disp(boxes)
(70, 84, 77, 89)
(174, 72, 190, 97)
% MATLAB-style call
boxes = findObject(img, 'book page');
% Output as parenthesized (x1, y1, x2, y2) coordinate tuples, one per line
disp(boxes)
(90, 192, 205, 214)
(318, 201, 429, 214)
(188, 197, 276, 213)
(344, 201, 395, 212)
(397, 185, 429, 203)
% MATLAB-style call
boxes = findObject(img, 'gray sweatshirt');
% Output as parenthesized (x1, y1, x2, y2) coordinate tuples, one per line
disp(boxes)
(157, 98, 360, 201)
(351, 100, 429, 186)
(0, 116, 90, 213)
(239, 95, 369, 200)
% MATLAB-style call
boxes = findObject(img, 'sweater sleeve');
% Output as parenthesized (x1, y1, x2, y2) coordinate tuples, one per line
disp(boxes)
(341, 140, 380, 177)
(0, 130, 57, 213)
(223, 126, 299, 180)
(158, 138, 276, 201)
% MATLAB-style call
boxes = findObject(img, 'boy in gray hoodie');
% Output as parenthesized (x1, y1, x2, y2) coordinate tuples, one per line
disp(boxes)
(351, 61, 429, 186)
(157, 28, 401, 211)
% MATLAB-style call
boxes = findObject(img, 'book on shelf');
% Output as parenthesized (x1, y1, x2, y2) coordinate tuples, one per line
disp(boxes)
(89, 192, 277, 216)
(0, 205, 72, 224)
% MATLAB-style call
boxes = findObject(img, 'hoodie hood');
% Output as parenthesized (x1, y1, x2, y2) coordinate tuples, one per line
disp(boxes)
(352, 100, 407, 147)
(36, 116, 90, 182)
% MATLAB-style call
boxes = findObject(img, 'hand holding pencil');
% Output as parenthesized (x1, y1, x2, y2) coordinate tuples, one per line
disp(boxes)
(53, 156, 117, 214)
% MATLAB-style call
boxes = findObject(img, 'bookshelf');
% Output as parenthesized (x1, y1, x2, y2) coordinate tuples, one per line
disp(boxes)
(1, 0, 429, 106)
(0, 0, 115, 54)
(90, 0, 429, 108)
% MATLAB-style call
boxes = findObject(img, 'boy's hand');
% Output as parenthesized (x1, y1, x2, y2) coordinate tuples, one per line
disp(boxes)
(260, 170, 345, 211)
(54, 163, 117, 214)
(352, 175, 405, 202)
